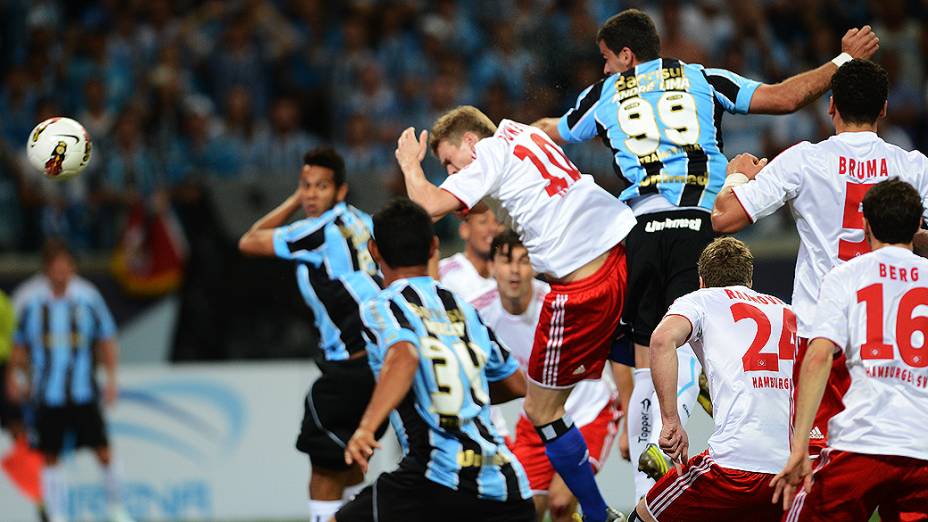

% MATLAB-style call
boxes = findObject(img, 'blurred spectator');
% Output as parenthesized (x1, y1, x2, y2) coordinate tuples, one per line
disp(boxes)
(252, 96, 318, 179)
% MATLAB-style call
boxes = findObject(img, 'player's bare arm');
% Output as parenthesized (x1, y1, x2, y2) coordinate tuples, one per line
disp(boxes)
(770, 337, 834, 510)
(489, 369, 526, 404)
(711, 153, 768, 233)
(5, 344, 28, 402)
(395, 127, 462, 220)
(913, 229, 928, 258)
(345, 341, 419, 473)
(530, 117, 564, 144)
(749, 26, 879, 114)
(649, 314, 694, 469)
(238, 189, 302, 256)
(97, 338, 120, 407)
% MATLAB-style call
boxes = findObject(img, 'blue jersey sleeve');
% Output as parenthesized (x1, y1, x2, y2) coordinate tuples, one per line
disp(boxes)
(272, 214, 333, 263)
(483, 326, 519, 383)
(361, 298, 421, 353)
(557, 78, 607, 143)
(89, 291, 117, 341)
(12, 301, 33, 346)
(703, 68, 761, 114)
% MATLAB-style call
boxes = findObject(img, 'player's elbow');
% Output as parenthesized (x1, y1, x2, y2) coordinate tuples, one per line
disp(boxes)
(752, 84, 802, 114)
(238, 232, 265, 257)
(650, 328, 679, 356)
(711, 209, 740, 234)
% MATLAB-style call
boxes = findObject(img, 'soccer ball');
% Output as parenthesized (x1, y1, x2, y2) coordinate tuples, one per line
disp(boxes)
(26, 117, 92, 180)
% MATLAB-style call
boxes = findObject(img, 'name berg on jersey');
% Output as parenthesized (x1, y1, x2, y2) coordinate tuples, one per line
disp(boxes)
(838, 155, 889, 180)
(879, 262, 919, 282)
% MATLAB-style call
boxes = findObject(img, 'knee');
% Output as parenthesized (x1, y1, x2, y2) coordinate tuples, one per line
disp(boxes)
(522, 395, 558, 426)
(548, 493, 577, 521)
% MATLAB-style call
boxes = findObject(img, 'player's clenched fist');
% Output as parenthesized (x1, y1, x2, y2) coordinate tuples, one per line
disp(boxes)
(726, 153, 768, 179)
(841, 25, 879, 60)
(658, 420, 688, 473)
(345, 427, 381, 473)
(395, 127, 428, 170)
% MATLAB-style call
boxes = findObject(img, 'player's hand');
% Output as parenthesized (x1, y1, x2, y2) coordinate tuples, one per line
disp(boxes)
(104, 381, 119, 407)
(770, 449, 812, 511)
(5, 374, 22, 403)
(658, 419, 688, 473)
(618, 427, 630, 461)
(395, 127, 428, 170)
(726, 153, 767, 179)
(841, 25, 879, 60)
(345, 427, 381, 473)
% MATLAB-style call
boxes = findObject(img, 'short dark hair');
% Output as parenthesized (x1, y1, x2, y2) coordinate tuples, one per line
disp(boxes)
(490, 229, 523, 260)
(698, 237, 754, 288)
(832, 59, 888, 125)
(303, 147, 346, 186)
(42, 237, 75, 267)
(373, 199, 434, 268)
(863, 178, 923, 245)
(597, 9, 660, 62)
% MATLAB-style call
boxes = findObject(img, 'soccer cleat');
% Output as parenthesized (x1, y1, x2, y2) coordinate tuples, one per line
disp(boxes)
(582, 507, 626, 522)
(638, 443, 673, 481)
(697, 371, 713, 417)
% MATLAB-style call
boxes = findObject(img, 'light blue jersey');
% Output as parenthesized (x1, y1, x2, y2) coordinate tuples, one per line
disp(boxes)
(558, 57, 761, 210)
(360, 276, 531, 502)
(273, 202, 382, 360)
(15, 283, 116, 407)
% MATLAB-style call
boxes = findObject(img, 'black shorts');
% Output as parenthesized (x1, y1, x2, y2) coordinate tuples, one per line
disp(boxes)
(35, 403, 108, 456)
(296, 357, 386, 470)
(623, 209, 716, 347)
(336, 467, 535, 522)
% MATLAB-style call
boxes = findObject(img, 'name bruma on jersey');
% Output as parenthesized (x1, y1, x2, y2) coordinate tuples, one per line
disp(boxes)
(838, 155, 890, 180)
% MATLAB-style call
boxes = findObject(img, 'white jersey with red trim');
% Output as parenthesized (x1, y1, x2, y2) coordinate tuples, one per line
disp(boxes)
(666, 286, 795, 473)
(731, 132, 928, 338)
(439, 119, 636, 278)
(811, 246, 928, 461)
(438, 253, 498, 308)
(478, 279, 614, 426)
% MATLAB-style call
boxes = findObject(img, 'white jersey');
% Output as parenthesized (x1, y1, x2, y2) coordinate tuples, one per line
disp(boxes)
(667, 286, 795, 473)
(811, 246, 928, 461)
(440, 119, 636, 278)
(732, 132, 928, 338)
(438, 253, 498, 309)
(478, 279, 614, 426)
(11, 273, 99, 315)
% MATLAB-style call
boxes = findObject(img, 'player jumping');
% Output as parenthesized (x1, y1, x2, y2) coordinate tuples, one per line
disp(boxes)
(534, 9, 879, 495)
(395, 107, 634, 522)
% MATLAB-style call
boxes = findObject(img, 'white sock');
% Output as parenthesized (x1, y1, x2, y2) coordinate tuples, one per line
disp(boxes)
(102, 460, 124, 508)
(648, 346, 702, 447)
(629, 368, 656, 500)
(342, 482, 365, 501)
(309, 499, 343, 522)
(42, 464, 68, 521)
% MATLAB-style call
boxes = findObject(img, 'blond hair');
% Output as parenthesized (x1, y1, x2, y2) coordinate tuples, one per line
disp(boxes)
(429, 106, 497, 154)
(697, 237, 754, 288)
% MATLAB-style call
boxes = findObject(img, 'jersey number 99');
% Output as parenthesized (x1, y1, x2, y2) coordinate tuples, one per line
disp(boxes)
(618, 92, 700, 157)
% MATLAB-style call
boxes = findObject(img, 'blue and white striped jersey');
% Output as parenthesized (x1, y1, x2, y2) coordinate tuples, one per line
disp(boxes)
(360, 276, 531, 502)
(15, 282, 116, 407)
(273, 202, 382, 361)
(558, 57, 761, 210)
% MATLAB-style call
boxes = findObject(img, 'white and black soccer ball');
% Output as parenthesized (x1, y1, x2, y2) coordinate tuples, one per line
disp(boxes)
(26, 117, 92, 180)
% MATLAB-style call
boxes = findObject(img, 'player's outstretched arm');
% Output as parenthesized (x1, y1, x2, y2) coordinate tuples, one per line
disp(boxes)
(770, 337, 834, 509)
(489, 369, 526, 404)
(711, 153, 768, 233)
(238, 189, 302, 256)
(530, 118, 565, 144)
(749, 26, 879, 114)
(97, 339, 120, 407)
(650, 315, 693, 469)
(395, 128, 463, 221)
(345, 342, 419, 473)
(5, 344, 28, 403)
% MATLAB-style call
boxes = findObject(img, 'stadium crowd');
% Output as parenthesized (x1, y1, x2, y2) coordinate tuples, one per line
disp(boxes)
(1, 0, 927, 253)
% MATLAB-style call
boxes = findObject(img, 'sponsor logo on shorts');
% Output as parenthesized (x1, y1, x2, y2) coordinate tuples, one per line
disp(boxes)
(573, 365, 586, 375)
(644, 217, 703, 233)
(809, 426, 824, 439)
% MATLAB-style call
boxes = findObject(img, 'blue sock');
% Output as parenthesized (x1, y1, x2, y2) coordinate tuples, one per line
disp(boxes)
(537, 416, 608, 522)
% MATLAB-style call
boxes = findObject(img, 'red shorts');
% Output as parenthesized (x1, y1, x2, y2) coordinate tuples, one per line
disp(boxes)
(511, 403, 619, 493)
(643, 451, 782, 522)
(794, 338, 851, 457)
(528, 245, 626, 388)
(785, 449, 928, 522)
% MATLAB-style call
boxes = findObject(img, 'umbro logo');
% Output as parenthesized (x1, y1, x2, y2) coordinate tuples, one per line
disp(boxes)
(809, 426, 825, 439)
(573, 365, 586, 375)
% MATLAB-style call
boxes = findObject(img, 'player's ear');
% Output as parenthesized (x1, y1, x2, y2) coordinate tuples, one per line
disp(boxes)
(459, 219, 470, 240)
(429, 235, 439, 259)
(879, 100, 888, 120)
(827, 96, 837, 118)
(336, 182, 349, 202)
(698, 276, 705, 289)
(368, 239, 383, 266)
(863, 217, 874, 247)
